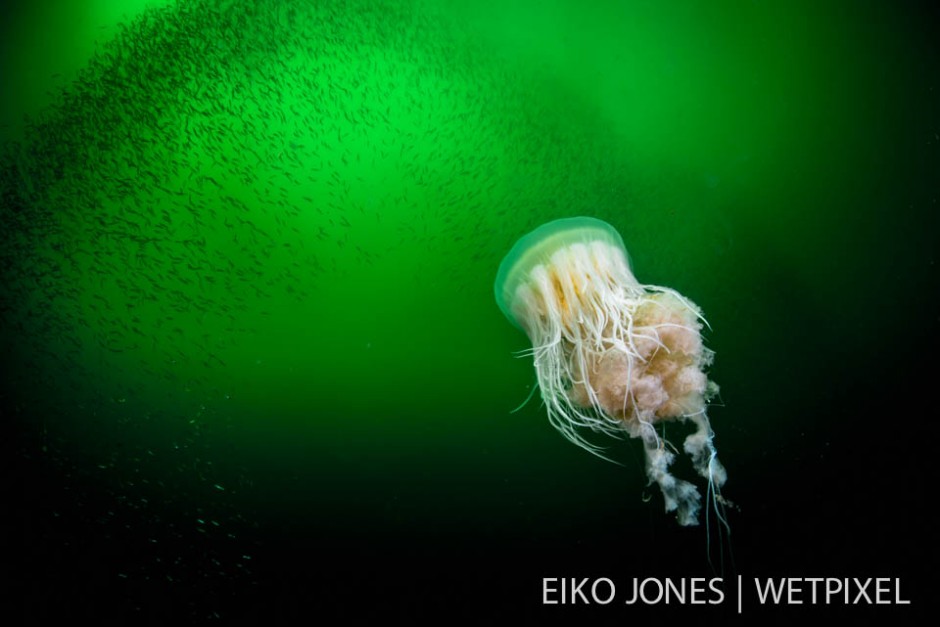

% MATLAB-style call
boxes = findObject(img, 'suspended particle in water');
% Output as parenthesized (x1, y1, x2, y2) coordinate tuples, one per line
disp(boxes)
(494, 217, 728, 526)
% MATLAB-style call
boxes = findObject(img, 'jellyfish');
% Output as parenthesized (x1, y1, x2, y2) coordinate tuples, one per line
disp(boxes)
(494, 217, 728, 526)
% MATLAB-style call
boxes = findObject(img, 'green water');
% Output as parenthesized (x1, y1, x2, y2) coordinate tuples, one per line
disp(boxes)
(3, 0, 934, 622)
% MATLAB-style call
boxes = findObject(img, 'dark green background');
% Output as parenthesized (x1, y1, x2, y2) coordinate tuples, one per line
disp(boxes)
(3, 0, 935, 623)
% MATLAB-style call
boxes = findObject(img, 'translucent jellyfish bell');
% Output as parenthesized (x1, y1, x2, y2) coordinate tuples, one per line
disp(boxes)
(495, 217, 728, 527)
